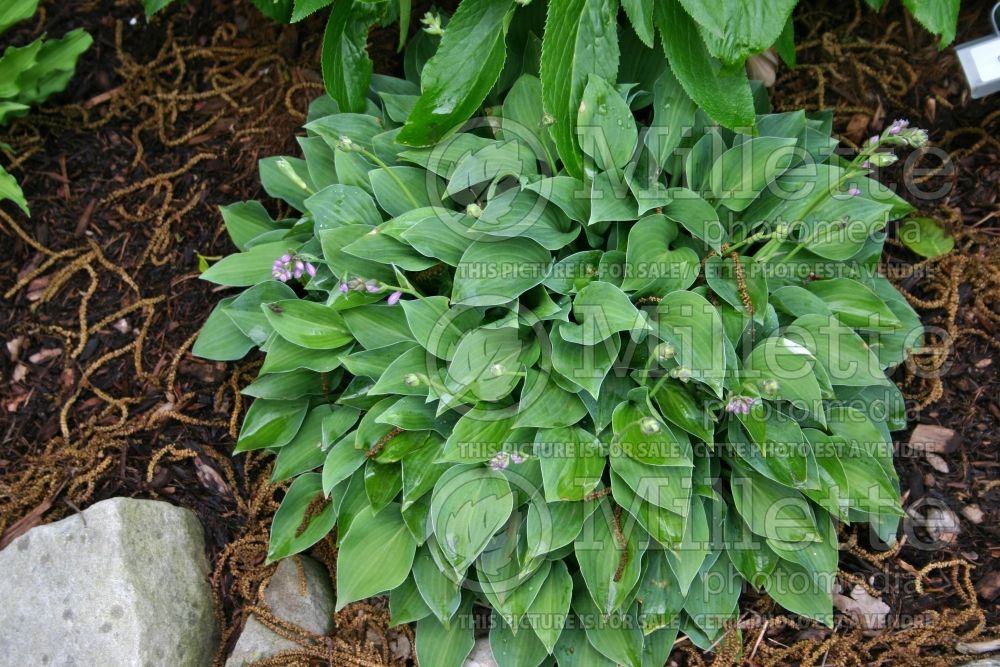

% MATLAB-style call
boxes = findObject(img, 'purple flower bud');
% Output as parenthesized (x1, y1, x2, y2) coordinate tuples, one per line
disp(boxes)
(862, 160, 871, 168)
(510, 452, 526, 464)
(888, 119, 908, 135)
(306, 262, 317, 278)
(848, 186, 861, 197)
(280, 254, 292, 263)
(339, 282, 349, 293)
(365, 280, 381, 293)
(387, 290, 403, 305)
(868, 135, 880, 146)
(489, 452, 510, 471)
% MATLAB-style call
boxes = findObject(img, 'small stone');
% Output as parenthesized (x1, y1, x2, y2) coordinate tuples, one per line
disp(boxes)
(226, 556, 335, 666)
(463, 637, 497, 667)
(925, 452, 950, 474)
(908, 424, 961, 455)
(0, 497, 218, 667)
(926, 507, 961, 545)
(976, 570, 1000, 601)
(961, 504, 986, 524)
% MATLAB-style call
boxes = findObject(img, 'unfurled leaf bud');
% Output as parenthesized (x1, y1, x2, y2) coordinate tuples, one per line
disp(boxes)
(654, 342, 675, 361)
(466, 203, 483, 219)
(404, 374, 422, 387)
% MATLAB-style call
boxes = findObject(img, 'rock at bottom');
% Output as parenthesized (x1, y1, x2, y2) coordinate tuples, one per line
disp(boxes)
(0, 497, 218, 667)
(226, 556, 335, 666)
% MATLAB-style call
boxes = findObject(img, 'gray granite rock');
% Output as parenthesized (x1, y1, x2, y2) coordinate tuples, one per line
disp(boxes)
(226, 556, 335, 666)
(0, 497, 218, 667)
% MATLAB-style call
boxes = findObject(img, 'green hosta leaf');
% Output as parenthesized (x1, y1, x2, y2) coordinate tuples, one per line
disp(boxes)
(320, 0, 384, 112)
(501, 74, 558, 171)
(193, 297, 254, 361)
(220, 201, 280, 251)
(612, 400, 693, 467)
(572, 582, 644, 667)
(200, 241, 294, 286)
(525, 496, 594, 560)
(415, 596, 476, 667)
(446, 327, 524, 402)
(402, 297, 482, 361)
(430, 466, 514, 571)
(389, 576, 432, 626)
(242, 369, 326, 400)
(365, 460, 402, 511)
(540, 0, 620, 178)
(398, 0, 514, 146)
(272, 405, 329, 482)
(621, 214, 700, 294)
(709, 136, 797, 211)
(654, 291, 727, 398)
(341, 304, 414, 349)
(560, 281, 650, 345)
(268, 473, 337, 561)
(730, 465, 820, 543)
(452, 238, 552, 306)
(898, 216, 954, 258)
(704, 254, 768, 319)
(336, 503, 417, 609)
(369, 165, 440, 217)
(264, 299, 354, 349)
(651, 381, 715, 443)
(224, 280, 297, 346)
(575, 500, 646, 615)
(413, 544, 463, 623)
(785, 314, 888, 387)
(490, 613, 548, 667)
(235, 398, 309, 453)
(577, 74, 637, 173)
(554, 624, 617, 667)
(610, 451, 692, 513)
(661, 189, 727, 253)
(684, 550, 742, 634)
(551, 323, 619, 399)
(636, 550, 685, 633)
(322, 437, 366, 495)
(514, 368, 589, 428)
(805, 277, 901, 331)
(525, 560, 572, 652)
(664, 495, 710, 595)
(306, 183, 381, 231)
(744, 337, 824, 423)
(536, 426, 605, 502)
(645, 67, 697, 171)
(654, 0, 755, 131)
(763, 558, 834, 625)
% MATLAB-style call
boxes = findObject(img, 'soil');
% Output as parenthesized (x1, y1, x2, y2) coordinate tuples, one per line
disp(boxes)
(0, 1, 996, 666)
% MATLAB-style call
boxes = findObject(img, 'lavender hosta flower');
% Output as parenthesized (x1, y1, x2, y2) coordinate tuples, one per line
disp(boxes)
(848, 185, 862, 197)
(387, 290, 403, 306)
(888, 119, 909, 135)
(339, 282, 349, 293)
(509, 452, 526, 464)
(725, 395, 757, 415)
(272, 253, 316, 283)
(489, 452, 511, 471)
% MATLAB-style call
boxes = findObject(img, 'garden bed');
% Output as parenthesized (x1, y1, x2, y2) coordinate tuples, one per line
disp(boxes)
(0, 0, 997, 665)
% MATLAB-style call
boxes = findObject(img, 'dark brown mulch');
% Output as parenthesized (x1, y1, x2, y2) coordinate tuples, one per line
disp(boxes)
(0, 1, 997, 666)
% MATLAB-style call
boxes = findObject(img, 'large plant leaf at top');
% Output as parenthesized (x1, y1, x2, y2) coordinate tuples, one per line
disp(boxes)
(540, 0, 620, 178)
(398, 0, 514, 146)
(654, 0, 756, 131)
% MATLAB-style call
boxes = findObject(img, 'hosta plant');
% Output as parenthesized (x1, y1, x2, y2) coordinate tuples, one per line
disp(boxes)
(195, 65, 926, 664)
(0, 0, 92, 215)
